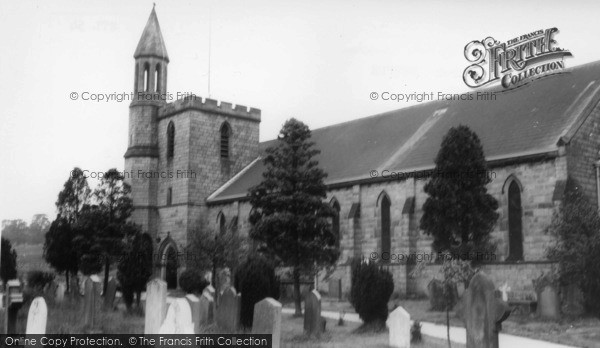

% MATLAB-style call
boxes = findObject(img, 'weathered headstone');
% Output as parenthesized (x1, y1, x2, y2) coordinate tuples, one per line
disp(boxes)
(104, 278, 117, 310)
(537, 284, 560, 320)
(199, 292, 215, 325)
(186, 294, 200, 334)
(216, 287, 241, 332)
(459, 272, 511, 348)
(4, 280, 24, 334)
(387, 306, 410, 348)
(252, 298, 282, 348)
(26, 297, 47, 334)
(83, 277, 101, 330)
(303, 289, 322, 337)
(55, 283, 66, 303)
(159, 298, 195, 334)
(144, 278, 168, 334)
(328, 278, 342, 300)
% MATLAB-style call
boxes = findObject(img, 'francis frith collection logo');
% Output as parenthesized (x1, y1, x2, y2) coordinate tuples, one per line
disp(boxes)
(463, 28, 572, 89)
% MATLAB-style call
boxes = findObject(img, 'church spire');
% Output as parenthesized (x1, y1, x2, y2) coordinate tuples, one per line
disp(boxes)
(134, 6, 169, 62)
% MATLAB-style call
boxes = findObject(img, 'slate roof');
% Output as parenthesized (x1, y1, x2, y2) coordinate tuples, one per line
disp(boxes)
(134, 7, 169, 61)
(208, 60, 600, 204)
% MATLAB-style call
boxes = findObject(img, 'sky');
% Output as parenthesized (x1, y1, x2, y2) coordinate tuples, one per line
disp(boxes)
(1, 0, 600, 224)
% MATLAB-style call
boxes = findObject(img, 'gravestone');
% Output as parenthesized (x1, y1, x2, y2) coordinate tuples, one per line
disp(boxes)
(186, 294, 200, 334)
(328, 278, 342, 300)
(4, 280, 24, 334)
(199, 292, 215, 325)
(459, 272, 511, 348)
(104, 278, 117, 310)
(144, 278, 168, 334)
(83, 277, 101, 331)
(26, 297, 47, 334)
(55, 283, 66, 303)
(216, 287, 241, 332)
(303, 289, 322, 337)
(159, 298, 195, 334)
(537, 284, 560, 320)
(252, 298, 282, 348)
(386, 306, 410, 348)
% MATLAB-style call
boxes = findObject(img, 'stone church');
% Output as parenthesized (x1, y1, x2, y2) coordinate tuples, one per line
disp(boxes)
(125, 8, 600, 295)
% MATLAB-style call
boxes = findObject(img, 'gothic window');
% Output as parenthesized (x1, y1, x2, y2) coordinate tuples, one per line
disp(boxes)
(167, 122, 175, 159)
(220, 123, 231, 159)
(331, 199, 341, 249)
(143, 62, 150, 92)
(166, 187, 172, 206)
(507, 180, 524, 261)
(155, 63, 161, 92)
(218, 212, 226, 234)
(380, 193, 391, 263)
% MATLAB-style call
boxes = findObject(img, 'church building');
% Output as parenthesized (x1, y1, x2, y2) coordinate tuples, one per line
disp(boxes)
(125, 8, 600, 295)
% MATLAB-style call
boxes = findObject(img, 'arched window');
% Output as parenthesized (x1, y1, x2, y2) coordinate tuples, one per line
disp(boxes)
(155, 64, 161, 92)
(167, 122, 175, 159)
(331, 199, 341, 249)
(379, 193, 391, 263)
(143, 62, 150, 92)
(507, 181, 523, 261)
(218, 212, 226, 234)
(220, 123, 230, 159)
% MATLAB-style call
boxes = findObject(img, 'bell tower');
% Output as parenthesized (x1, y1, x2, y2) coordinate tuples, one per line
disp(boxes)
(124, 6, 169, 238)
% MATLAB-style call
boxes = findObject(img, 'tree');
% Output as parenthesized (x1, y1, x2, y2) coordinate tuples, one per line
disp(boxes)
(56, 167, 91, 223)
(420, 125, 498, 261)
(187, 220, 248, 301)
(44, 216, 79, 291)
(249, 118, 339, 316)
(1, 237, 18, 286)
(1, 219, 29, 245)
(117, 224, 153, 310)
(29, 214, 50, 245)
(547, 179, 600, 317)
(92, 168, 134, 294)
(47, 168, 91, 291)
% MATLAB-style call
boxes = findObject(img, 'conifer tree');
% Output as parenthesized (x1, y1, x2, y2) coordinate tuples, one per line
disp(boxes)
(249, 118, 339, 316)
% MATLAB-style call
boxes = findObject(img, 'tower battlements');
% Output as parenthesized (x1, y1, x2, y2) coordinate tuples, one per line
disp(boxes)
(159, 95, 261, 122)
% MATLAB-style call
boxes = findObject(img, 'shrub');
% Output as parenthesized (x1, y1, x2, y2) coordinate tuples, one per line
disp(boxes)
(411, 321, 422, 343)
(234, 254, 280, 329)
(27, 271, 55, 292)
(179, 268, 210, 294)
(547, 179, 600, 317)
(350, 258, 394, 326)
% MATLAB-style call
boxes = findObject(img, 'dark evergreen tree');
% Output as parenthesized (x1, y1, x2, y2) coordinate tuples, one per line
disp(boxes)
(93, 168, 134, 294)
(547, 179, 600, 317)
(48, 167, 91, 291)
(1, 237, 17, 287)
(249, 118, 339, 316)
(117, 224, 153, 310)
(349, 258, 394, 329)
(44, 216, 78, 289)
(420, 125, 498, 261)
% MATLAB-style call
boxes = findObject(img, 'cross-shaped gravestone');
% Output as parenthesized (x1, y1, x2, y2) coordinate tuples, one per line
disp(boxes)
(144, 278, 168, 334)
(459, 272, 511, 348)
(26, 297, 47, 334)
(159, 298, 195, 334)
(252, 298, 282, 348)
(303, 289, 323, 337)
(386, 306, 410, 348)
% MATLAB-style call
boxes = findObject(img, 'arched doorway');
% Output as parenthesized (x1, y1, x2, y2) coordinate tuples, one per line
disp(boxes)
(158, 237, 179, 289)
